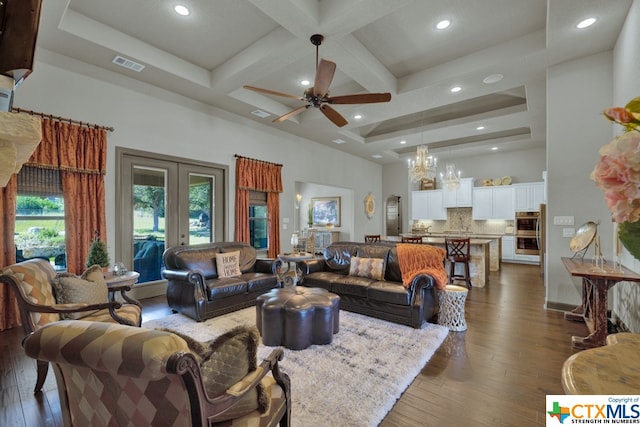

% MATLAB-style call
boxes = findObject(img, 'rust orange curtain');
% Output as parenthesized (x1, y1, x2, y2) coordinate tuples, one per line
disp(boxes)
(30, 119, 107, 274)
(0, 119, 107, 331)
(234, 156, 282, 258)
(0, 176, 20, 331)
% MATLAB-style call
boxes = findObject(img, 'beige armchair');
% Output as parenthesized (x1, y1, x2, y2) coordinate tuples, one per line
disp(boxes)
(0, 258, 142, 392)
(23, 320, 291, 427)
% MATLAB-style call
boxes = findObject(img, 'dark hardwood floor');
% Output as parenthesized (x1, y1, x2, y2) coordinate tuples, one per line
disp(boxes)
(1, 263, 585, 426)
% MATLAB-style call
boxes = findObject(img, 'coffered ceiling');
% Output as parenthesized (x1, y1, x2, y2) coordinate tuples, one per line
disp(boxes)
(35, 0, 632, 164)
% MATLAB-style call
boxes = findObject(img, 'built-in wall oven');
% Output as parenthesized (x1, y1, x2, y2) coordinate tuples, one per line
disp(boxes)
(515, 211, 540, 255)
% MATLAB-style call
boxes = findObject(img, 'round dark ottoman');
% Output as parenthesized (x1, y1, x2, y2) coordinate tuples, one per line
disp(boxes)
(256, 287, 340, 350)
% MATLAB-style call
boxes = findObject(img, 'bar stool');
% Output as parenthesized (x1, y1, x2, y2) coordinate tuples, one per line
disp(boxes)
(401, 236, 423, 243)
(364, 234, 381, 242)
(445, 237, 472, 288)
(438, 285, 468, 331)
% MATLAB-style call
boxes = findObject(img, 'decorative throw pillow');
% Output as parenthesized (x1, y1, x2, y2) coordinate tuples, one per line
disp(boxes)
(51, 264, 109, 319)
(349, 256, 385, 281)
(215, 251, 242, 278)
(159, 326, 268, 422)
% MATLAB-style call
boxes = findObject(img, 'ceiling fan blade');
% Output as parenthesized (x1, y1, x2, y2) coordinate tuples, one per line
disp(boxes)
(320, 104, 348, 127)
(313, 59, 336, 97)
(328, 93, 392, 104)
(273, 105, 310, 123)
(243, 85, 304, 101)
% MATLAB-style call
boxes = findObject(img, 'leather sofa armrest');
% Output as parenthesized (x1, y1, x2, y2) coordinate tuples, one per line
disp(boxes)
(255, 258, 275, 274)
(299, 259, 324, 275)
(162, 269, 206, 285)
(407, 273, 436, 300)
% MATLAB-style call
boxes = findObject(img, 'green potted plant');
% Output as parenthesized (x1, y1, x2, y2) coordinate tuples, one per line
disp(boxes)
(86, 231, 109, 269)
(307, 203, 313, 228)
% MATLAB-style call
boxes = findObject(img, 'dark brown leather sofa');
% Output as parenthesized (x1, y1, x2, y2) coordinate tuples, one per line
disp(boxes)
(299, 242, 438, 328)
(162, 242, 280, 322)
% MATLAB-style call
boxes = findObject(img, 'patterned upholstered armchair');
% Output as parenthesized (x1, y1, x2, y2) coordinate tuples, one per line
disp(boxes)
(23, 320, 291, 427)
(0, 258, 142, 392)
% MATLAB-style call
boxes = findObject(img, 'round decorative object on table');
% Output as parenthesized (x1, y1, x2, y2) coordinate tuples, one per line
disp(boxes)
(437, 285, 469, 332)
(569, 221, 598, 259)
(256, 287, 340, 350)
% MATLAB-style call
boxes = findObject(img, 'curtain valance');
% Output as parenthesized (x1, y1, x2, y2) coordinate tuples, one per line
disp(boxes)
(235, 156, 282, 193)
(26, 118, 107, 175)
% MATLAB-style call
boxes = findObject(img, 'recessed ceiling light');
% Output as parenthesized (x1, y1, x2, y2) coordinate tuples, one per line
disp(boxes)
(435, 19, 451, 30)
(332, 138, 346, 144)
(577, 17, 597, 29)
(491, 146, 499, 151)
(300, 79, 310, 86)
(400, 140, 407, 145)
(174, 4, 190, 16)
(476, 125, 485, 130)
(450, 86, 462, 93)
(483, 73, 503, 84)
(354, 114, 362, 120)
(371, 154, 383, 159)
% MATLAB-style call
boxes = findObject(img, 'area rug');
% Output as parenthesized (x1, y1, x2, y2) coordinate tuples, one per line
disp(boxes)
(143, 309, 449, 427)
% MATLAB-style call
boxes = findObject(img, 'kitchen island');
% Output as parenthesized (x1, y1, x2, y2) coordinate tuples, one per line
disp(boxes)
(385, 235, 491, 287)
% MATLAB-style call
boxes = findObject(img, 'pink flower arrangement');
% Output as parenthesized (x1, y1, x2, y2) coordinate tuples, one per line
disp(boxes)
(591, 96, 640, 223)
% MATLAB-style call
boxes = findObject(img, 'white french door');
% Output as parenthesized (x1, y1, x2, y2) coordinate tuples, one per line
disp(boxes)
(116, 149, 226, 284)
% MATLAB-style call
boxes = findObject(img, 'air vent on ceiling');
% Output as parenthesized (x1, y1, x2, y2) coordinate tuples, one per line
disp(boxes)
(112, 55, 145, 72)
(251, 110, 271, 118)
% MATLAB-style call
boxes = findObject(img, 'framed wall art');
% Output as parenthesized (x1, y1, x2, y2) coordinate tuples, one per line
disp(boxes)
(311, 197, 341, 227)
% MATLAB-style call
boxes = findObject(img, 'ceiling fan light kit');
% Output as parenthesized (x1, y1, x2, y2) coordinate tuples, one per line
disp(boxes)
(243, 34, 391, 127)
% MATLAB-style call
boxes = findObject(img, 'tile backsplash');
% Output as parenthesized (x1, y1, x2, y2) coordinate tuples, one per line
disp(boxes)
(412, 208, 514, 235)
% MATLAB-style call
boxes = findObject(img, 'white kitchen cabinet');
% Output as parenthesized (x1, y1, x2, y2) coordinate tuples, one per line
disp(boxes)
(514, 182, 545, 211)
(411, 190, 446, 220)
(472, 186, 514, 220)
(493, 186, 515, 219)
(471, 187, 493, 219)
(501, 236, 515, 261)
(443, 178, 474, 207)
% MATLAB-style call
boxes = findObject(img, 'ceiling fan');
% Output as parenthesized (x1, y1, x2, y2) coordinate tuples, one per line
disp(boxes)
(243, 34, 391, 127)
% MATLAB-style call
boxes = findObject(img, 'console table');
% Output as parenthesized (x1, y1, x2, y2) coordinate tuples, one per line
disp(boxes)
(276, 253, 313, 287)
(561, 257, 640, 349)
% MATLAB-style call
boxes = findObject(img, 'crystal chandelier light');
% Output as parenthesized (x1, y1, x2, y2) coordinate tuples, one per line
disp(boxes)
(408, 145, 437, 182)
(442, 163, 461, 190)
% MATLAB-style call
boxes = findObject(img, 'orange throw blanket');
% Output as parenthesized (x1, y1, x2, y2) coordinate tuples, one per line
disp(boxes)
(397, 243, 448, 290)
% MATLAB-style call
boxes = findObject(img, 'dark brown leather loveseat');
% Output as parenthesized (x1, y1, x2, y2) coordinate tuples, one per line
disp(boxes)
(162, 242, 280, 322)
(299, 241, 438, 328)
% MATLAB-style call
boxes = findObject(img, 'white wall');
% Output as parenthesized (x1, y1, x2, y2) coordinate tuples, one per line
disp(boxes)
(545, 51, 614, 309)
(612, 0, 640, 332)
(431, 147, 546, 187)
(14, 49, 383, 261)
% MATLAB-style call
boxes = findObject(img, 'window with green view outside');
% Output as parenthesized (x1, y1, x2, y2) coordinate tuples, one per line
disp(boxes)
(249, 205, 267, 250)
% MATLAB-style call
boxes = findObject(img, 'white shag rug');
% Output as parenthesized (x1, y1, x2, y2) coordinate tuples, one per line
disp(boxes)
(144, 308, 449, 427)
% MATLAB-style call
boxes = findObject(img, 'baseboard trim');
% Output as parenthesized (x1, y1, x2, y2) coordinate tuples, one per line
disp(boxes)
(545, 301, 576, 312)
(129, 280, 166, 300)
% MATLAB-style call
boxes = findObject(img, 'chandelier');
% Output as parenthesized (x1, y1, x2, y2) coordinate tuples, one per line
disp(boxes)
(408, 145, 437, 182)
(442, 163, 461, 190)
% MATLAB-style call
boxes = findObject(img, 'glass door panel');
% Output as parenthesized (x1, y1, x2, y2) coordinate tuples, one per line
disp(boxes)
(178, 164, 224, 246)
(132, 166, 168, 282)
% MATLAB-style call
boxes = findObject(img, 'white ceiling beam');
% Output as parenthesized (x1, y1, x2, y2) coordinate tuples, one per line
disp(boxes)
(58, 9, 210, 87)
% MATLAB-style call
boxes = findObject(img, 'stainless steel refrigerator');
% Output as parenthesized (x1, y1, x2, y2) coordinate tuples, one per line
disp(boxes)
(385, 195, 402, 236)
